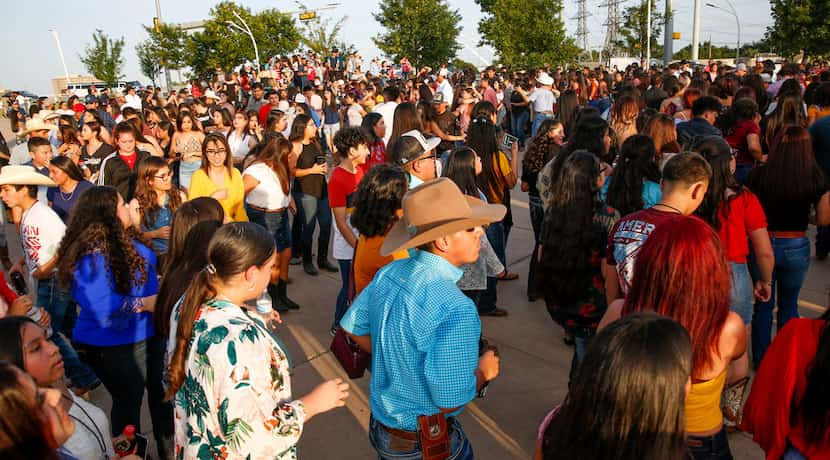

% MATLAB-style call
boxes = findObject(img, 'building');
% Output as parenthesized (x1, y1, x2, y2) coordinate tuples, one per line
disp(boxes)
(51, 75, 101, 97)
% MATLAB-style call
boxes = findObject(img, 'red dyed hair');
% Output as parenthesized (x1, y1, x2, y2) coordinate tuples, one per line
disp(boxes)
(621, 216, 730, 377)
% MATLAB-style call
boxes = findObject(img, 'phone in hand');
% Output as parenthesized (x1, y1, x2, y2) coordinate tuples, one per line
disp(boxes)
(501, 134, 518, 150)
(315, 155, 327, 165)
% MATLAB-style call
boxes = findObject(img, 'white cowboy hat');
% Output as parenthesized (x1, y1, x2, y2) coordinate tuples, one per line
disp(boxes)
(0, 165, 57, 187)
(23, 118, 58, 135)
(537, 73, 554, 86)
(203, 90, 218, 100)
(39, 110, 61, 122)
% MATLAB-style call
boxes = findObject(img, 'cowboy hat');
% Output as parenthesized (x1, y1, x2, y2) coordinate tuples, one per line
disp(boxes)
(0, 165, 57, 187)
(381, 178, 506, 256)
(23, 118, 58, 135)
(39, 110, 61, 122)
(203, 89, 218, 100)
(537, 73, 554, 86)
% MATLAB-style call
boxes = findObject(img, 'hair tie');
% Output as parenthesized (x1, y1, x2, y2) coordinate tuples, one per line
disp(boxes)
(204, 263, 217, 275)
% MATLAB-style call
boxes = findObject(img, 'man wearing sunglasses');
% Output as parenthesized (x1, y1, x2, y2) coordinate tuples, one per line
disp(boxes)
(388, 130, 442, 189)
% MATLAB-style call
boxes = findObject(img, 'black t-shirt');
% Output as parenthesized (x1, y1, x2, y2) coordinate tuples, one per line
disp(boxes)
(746, 164, 827, 232)
(510, 90, 528, 117)
(434, 110, 457, 152)
(81, 142, 115, 175)
(294, 143, 327, 199)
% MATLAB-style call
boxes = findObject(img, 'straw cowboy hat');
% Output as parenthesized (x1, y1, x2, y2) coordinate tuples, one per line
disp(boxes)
(23, 117, 58, 135)
(536, 73, 554, 86)
(203, 89, 219, 101)
(0, 165, 57, 187)
(381, 178, 506, 256)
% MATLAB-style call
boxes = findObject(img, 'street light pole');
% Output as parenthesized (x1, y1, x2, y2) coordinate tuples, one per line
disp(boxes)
(228, 11, 260, 73)
(691, 0, 701, 63)
(706, 1, 741, 61)
(154, 0, 172, 90)
(48, 29, 72, 91)
(646, 0, 652, 69)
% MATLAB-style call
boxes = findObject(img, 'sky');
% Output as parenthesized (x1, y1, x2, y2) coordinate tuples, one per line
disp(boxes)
(0, 0, 772, 95)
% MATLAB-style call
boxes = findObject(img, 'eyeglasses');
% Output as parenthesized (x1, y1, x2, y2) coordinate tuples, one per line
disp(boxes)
(205, 148, 227, 156)
(154, 172, 172, 180)
(416, 152, 437, 162)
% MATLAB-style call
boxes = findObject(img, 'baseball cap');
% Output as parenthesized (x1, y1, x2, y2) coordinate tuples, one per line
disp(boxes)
(432, 93, 445, 104)
(84, 95, 98, 105)
(294, 93, 307, 104)
(736, 63, 747, 72)
(438, 68, 449, 77)
(72, 103, 86, 114)
(389, 130, 441, 166)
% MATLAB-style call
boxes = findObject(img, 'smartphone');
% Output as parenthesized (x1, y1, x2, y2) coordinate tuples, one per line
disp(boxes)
(315, 155, 327, 165)
(501, 134, 518, 150)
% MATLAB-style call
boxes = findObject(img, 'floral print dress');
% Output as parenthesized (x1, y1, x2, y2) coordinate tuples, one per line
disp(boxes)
(173, 299, 305, 460)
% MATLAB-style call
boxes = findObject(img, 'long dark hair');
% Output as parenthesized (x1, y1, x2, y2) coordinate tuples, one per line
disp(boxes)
(289, 114, 315, 144)
(467, 101, 501, 203)
(253, 137, 291, 195)
(49, 156, 85, 183)
(350, 164, 408, 238)
(0, 361, 61, 460)
(798, 307, 830, 444)
(522, 119, 561, 173)
(606, 135, 661, 217)
(386, 103, 421, 149)
(165, 222, 275, 400)
(538, 151, 602, 306)
(444, 147, 480, 197)
(56, 186, 148, 294)
(750, 125, 826, 206)
(550, 116, 610, 187)
(694, 136, 742, 230)
(542, 313, 691, 460)
(361, 112, 384, 144)
(0, 317, 37, 370)
(155, 220, 222, 337)
(160, 197, 225, 274)
(133, 156, 182, 228)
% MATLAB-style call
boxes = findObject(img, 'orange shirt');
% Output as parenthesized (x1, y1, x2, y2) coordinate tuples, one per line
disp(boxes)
(353, 234, 409, 295)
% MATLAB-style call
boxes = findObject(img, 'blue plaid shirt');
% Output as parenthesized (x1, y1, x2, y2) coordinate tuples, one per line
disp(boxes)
(340, 250, 480, 431)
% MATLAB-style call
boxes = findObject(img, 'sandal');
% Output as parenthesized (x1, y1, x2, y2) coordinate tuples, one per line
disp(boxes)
(496, 271, 519, 281)
(721, 376, 750, 432)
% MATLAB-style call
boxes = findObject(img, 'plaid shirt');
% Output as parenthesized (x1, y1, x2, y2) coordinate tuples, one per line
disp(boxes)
(340, 250, 480, 431)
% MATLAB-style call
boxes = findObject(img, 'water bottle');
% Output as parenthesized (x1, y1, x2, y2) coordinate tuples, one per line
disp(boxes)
(26, 307, 53, 337)
(255, 290, 272, 314)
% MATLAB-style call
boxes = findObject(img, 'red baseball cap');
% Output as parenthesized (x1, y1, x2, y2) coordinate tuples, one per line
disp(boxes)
(73, 103, 85, 113)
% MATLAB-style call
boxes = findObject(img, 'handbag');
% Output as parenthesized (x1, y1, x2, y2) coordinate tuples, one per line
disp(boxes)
(330, 240, 371, 378)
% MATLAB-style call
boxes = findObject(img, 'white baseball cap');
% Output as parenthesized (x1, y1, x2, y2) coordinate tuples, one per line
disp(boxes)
(294, 93, 307, 103)
(438, 68, 449, 77)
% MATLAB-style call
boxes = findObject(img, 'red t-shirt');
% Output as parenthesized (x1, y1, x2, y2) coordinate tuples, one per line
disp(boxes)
(259, 103, 278, 126)
(119, 152, 137, 170)
(717, 191, 767, 263)
(359, 140, 387, 174)
(328, 166, 364, 209)
(725, 119, 760, 165)
(606, 208, 684, 295)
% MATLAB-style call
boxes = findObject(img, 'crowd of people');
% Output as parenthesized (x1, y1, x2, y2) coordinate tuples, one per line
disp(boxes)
(0, 49, 829, 460)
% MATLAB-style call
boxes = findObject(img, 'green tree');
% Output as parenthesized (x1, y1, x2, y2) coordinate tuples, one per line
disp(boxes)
(474, 0, 579, 69)
(766, 0, 830, 59)
(141, 23, 187, 74)
(300, 15, 353, 57)
(373, 0, 462, 69)
(79, 29, 125, 88)
(617, 0, 664, 59)
(186, 2, 301, 79)
(136, 41, 160, 86)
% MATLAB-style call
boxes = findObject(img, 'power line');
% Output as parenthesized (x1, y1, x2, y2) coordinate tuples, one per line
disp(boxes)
(572, 0, 592, 58)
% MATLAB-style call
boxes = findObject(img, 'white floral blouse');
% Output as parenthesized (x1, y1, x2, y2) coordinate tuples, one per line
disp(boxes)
(173, 298, 305, 460)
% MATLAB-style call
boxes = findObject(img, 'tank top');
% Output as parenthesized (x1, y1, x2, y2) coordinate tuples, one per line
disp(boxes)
(227, 130, 251, 162)
(294, 143, 327, 199)
(686, 370, 727, 433)
(175, 134, 202, 162)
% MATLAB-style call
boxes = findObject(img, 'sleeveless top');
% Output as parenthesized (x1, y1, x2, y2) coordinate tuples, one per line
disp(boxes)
(175, 134, 202, 162)
(293, 143, 327, 199)
(686, 370, 727, 433)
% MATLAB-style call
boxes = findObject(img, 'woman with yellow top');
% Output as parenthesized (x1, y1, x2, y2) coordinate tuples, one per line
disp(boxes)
(188, 133, 248, 222)
(598, 216, 747, 460)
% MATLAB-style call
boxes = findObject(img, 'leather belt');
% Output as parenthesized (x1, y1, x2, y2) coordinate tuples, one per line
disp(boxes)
(378, 423, 419, 441)
(247, 204, 286, 213)
(768, 231, 806, 238)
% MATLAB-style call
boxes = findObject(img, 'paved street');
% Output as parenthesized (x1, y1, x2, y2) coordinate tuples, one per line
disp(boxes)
(4, 118, 827, 459)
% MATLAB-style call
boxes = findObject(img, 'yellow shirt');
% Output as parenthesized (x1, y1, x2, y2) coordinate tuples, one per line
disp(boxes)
(486, 151, 512, 204)
(188, 168, 248, 222)
(685, 370, 727, 433)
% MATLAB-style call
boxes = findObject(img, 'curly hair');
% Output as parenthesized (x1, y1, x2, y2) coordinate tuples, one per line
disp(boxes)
(350, 164, 408, 237)
(56, 186, 148, 294)
(522, 119, 562, 173)
(133, 156, 182, 228)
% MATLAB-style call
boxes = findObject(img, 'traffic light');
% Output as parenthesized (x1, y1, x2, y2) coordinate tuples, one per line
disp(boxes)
(153, 17, 160, 33)
(299, 11, 317, 21)
(673, 32, 681, 40)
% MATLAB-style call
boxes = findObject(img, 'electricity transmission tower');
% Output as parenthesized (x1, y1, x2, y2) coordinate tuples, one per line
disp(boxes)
(599, 0, 625, 59)
(572, 0, 592, 60)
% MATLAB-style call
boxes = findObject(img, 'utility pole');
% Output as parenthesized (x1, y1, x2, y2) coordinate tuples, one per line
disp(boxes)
(663, 0, 673, 64)
(691, 0, 701, 62)
(646, 0, 652, 69)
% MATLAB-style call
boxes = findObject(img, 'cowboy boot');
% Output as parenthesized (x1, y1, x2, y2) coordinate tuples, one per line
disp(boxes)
(267, 283, 289, 312)
(302, 243, 319, 276)
(316, 239, 339, 273)
(278, 279, 300, 310)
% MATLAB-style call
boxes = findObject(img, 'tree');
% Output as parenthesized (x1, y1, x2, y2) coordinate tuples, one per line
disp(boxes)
(766, 0, 830, 59)
(474, 0, 579, 69)
(617, 0, 664, 59)
(136, 41, 160, 86)
(300, 15, 354, 57)
(186, 1, 301, 79)
(373, 0, 462, 69)
(141, 23, 187, 74)
(79, 29, 125, 88)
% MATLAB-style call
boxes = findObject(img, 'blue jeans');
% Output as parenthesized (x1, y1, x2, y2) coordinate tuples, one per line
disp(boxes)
(511, 110, 529, 147)
(733, 162, 753, 185)
(485, 221, 506, 267)
(816, 225, 830, 257)
(294, 192, 333, 254)
(729, 262, 753, 325)
(78, 336, 174, 459)
(749, 236, 810, 369)
(531, 113, 553, 138)
(687, 427, 733, 460)
(334, 259, 352, 328)
(37, 278, 98, 389)
(527, 195, 543, 298)
(368, 416, 474, 460)
(247, 208, 292, 251)
(569, 327, 594, 385)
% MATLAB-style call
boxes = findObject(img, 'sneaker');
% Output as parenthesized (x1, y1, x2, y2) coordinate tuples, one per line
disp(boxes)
(289, 256, 301, 266)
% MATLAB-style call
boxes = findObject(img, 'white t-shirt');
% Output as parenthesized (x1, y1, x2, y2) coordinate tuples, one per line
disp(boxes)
(227, 130, 251, 162)
(309, 94, 324, 113)
(437, 80, 454, 107)
(20, 201, 66, 275)
(373, 101, 398, 146)
(243, 163, 290, 209)
(64, 393, 116, 460)
(347, 103, 363, 127)
(529, 88, 556, 113)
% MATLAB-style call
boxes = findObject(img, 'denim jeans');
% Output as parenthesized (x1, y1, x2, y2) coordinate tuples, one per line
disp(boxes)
(782, 443, 807, 460)
(729, 262, 753, 325)
(37, 278, 99, 389)
(816, 225, 830, 257)
(294, 192, 333, 253)
(749, 236, 810, 369)
(485, 221, 506, 267)
(531, 113, 554, 138)
(248, 207, 292, 251)
(78, 336, 174, 459)
(511, 110, 529, 147)
(527, 195, 544, 298)
(568, 327, 594, 385)
(334, 259, 352, 328)
(368, 416, 474, 460)
(462, 276, 498, 314)
(733, 162, 753, 185)
(687, 427, 733, 460)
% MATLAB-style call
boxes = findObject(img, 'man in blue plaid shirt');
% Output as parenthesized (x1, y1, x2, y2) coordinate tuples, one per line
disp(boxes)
(341, 178, 504, 459)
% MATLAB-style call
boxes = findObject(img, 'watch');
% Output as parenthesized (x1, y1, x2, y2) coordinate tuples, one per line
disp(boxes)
(477, 381, 490, 398)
